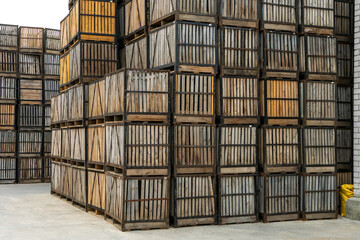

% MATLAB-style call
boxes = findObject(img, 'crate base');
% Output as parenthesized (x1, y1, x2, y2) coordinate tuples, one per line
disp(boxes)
(304, 166, 336, 174)
(302, 212, 337, 221)
(220, 67, 259, 77)
(176, 167, 215, 175)
(19, 179, 42, 184)
(219, 18, 258, 28)
(175, 217, 216, 227)
(261, 23, 297, 32)
(105, 214, 169, 231)
(262, 213, 300, 223)
(106, 164, 169, 176)
(218, 215, 257, 225)
(261, 71, 298, 79)
(220, 117, 259, 125)
(264, 119, 300, 126)
(219, 167, 257, 175)
(174, 116, 215, 124)
(301, 26, 334, 36)
(260, 166, 300, 174)
(302, 120, 336, 127)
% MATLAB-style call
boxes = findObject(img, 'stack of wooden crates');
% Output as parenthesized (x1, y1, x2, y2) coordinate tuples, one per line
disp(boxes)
(0, 24, 60, 183)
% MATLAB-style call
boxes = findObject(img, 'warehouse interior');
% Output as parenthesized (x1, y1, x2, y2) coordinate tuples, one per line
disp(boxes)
(1, 0, 360, 238)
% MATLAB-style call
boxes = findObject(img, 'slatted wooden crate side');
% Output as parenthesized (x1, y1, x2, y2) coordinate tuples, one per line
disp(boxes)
(19, 27, 44, 52)
(44, 54, 60, 76)
(60, 53, 70, 86)
(44, 155, 52, 180)
(335, 0, 353, 37)
(174, 124, 216, 174)
(299, 35, 337, 77)
(105, 173, 170, 231)
(44, 80, 60, 102)
(60, 92, 69, 123)
(302, 173, 337, 220)
(19, 79, 42, 104)
(0, 50, 17, 74)
(0, 157, 16, 183)
(18, 105, 43, 129)
(0, 130, 16, 156)
(0, 24, 18, 50)
(51, 161, 61, 193)
(337, 42, 353, 82)
(68, 85, 84, 122)
(301, 81, 336, 125)
(60, 15, 70, 50)
(45, 105, 52, 129)
(61, 129, 71, 160)
(88, 125, 105, 165)
(301, 0, 335, 32)
(336, 128, 352, 167)
(19, 53, 42, 76)
(51, 94, 62, 124)
(105, 71, 125, 116)
(70, 128, 86, 162)
(122, 36, 148, 69)
(45, 29, 61, 52)
(106, 124, 125, 166)
(120, 0, 146, 38)
(88, 170, 106, 211)
(44, 131, 52, 154)
(61, 163, 73, 198)
(337, 171, 352, 187)
(218, 175, 257, 224)
(51, 129, 62, 158)
(217, 77, 259, 124)
(262, 0, 297, 30)
(303, 128, 336, 173)
(260, 127, 301, 173)
(262, 31, 298, 75)
(0, 104, 15, 129)
(69, 0, 79, 43)
(88, 79, 105, 119)
(18, 131, 42, 156)
(337, 85, 352, 122)
(258, 173, 300, 222)
(260, 79, 300, 125)
(219, 0, 258, 25)
(218, 125, 257, 174)
(149, 0, 217, 25)
(72, 166, 86, 206)
(174, 73, 215, 123)
(19, 157, 42, 182)
(173, 175, 216, 227)
(220, 26, 258, 76)
(0, 77, 17, 102)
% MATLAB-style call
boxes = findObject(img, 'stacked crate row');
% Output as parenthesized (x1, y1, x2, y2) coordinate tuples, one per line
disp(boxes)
(0, 24, 60, 183)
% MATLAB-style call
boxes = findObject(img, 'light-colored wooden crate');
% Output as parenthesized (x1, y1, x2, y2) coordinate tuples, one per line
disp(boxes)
(19, 79, 42, 104)
(121, 36, 147, 69)
(0, 24, 18, 51)
(60, 53, 70, 86)
(72, 166, 86, 206)
(262, 0, 297, 31)
(219, 0, 258, 27)
(45, 28, 60, 53)
(51, 129, 62, 158)
(0, 104, 15, 130)
(120, 0, 146, 37)
(0, 50, 18, 75)
(88, 169, 105, 211)
(70, 128, 85, 162)
(300, 0, 334, 34)
(88, 125, 105, 165)
(19, 27, 43, 53)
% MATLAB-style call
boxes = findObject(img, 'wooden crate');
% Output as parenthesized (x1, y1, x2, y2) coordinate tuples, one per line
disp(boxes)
(0, 24, 18, 51)
(302, 173, 337, 220)
(50, 94, 62, 126)
(220, 26, 259, 76)
(45, 105, 51, 129)
(218, 125, 257, 174)
(19, 27, 44, 53)
(120, 36, 148, 69)
(60, 0, 116, 50)
(88, 125, 105, 169)
(0, 103, 15, 130)
(0, 130, 16, 157)
(260, 79, 300, 126)
(173, 73, 215, 124)
(106, 123, 170, 176)
(61, 163, 73, 199)
(0, 77, 17, 103)
(44, 80, 59, 103)
(0, 157, 16, 183)
(105, 172, 170, 231)
(51, 129, 62, 158)
(88, 169, 105, 212)
(336, 128, 352, 170)
(44, 155, 51, 180)
(66, 41, 117, 85)
(337, 171, 352, 188)
(172, 174, 216, 227)
(303, 127, 336, 173)
(335, 0, 354, 41)
(299, 35, 337, 80)
(219, 0, 258, 27)
(72, 165, 86, 207)
(149, 0, 217, 30)
(60, 52, 70, 86)
(70, 128, 86, 162)
(45, 29, 60, 54)
(301, 81, 336, 126)
(260, 126, 301, 173)
(18, 104, 43, 129)
(218, 174, 257, 224)
(44, 131, 52, 154)
(88, 79, 105, 121)
(337, 85, 352, 126)
(261, 31, 298, 78)
(19, 78, 42, 105)
(261, 0, 297, 31)
(300, 0, 335, 35)
(173, 124, 216, 175)
(18, 131, 42, 157)
(18, 53, 42, 78)
(258, 173, 301, 222)
(102, 69, 169, 123)
(19, 157, 42, 183)
(61, 129, 71, 160)
(119, 0, 147, 41)
(51, 161, 61, 193)
(0, 50, 17, 77)
(217, 76, 259, 125)
(68, 84, 86, 125)
(44, 54, 60, 77)
(337, 42, 353, 84)
(149, 22, 217, 73)
(60, 92, 69, 124)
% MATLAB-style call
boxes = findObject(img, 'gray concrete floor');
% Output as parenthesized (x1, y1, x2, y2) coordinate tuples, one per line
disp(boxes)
(0, 184, 360, 240)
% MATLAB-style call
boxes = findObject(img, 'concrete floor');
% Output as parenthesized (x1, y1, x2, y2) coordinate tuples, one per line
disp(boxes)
(0, 184, 360, 240)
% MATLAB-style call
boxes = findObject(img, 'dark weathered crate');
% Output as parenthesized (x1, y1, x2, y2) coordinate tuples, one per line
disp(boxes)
(335, 0, 354, 40)
(44, 105, 51, 129)
(18, 53, 42, 78)
(337, 171, 352, 188)
(19, 27, 44, 53)
(218, 174, 257, 225)
(0, 157, 16, 183)
(218, 125, 257, 174)
(172, 174, 217, 227)
(18, 130, 42, 157)
(0, 130, 16, 157)
(44, 155, 51, 180)
(44, 54, 60, 77)
(337, 85, 352, 126)
(45, 28, 60, 54)
(0, 24, 18, 51)
(220, 26, 259, 76)
(258, 173, 301, 222)
(0, 50, 17, 77)
(302, 173, 337, 220)
(337, 42, 353, 84)
(219, 0, 258, 28)
(336, 128, 352, 170)
(44, 130, 51, 154)
(0, 77, 17, 103)
(0, 103, 15, 130)
(261, 0, 297, 31)
(19, 157, 42, 183)
(173, 124, 216, 175)
(217, 76, 259, 125)
(303, 127, 336, 173)
(105, 172, 170, 231)
(18, 104, 43, 130)
(260, 126, 301, 173)
(44, 80, 60, 103)
(106, 123, 170, 176)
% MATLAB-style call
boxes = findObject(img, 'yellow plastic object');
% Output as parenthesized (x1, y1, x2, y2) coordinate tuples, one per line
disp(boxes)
(340, 184, 354, 217)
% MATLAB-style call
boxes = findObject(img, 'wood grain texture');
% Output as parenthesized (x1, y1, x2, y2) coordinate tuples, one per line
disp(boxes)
(0, 24, 18, 48)
(0, 104, 15, 128)
(19, 79, 42, 103)
(262, 0, 296, 24)
(0, 77, 16, 101)
(19, 157, 42, 181)
(301, 0, 334, 29)
(18, 131, 42, 155)
(336, 129, 352, 165)
(0, 50, 17, 73)
(44, 54, 60, 76)
(19, 27, 43, 51)
(45, 29, 60, 51)
(0, 130, 16, 154)
(0, 157, 16, 182)
(19, 105, 42, 128)
(51, 129, 62, 158)
(335, 0, 353, 36)
(88, 170, 106, 210)
(88, 126, 105, 164)
(337, 85, 352, 121)
(220, 0, 257, 21)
